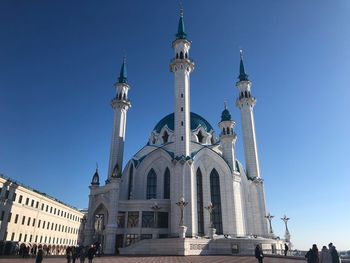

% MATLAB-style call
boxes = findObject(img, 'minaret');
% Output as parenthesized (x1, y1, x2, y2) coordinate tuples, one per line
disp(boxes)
(219, 103, 237, 171)
(170, 9, 194, 158)
(235, 50, 260, 179)
(108, 58, 131, 179)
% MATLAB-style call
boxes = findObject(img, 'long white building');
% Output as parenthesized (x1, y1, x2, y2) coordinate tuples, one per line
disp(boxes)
(0, 175, 84, 255)
(84, 10, 283, 255)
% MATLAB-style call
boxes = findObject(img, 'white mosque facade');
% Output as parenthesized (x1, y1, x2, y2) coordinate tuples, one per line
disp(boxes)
(83, 12, 283, 255)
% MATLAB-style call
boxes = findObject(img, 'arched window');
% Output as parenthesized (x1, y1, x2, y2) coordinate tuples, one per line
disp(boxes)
(210, 169, 223, 234)
(180, 51, 184, 59)
(146, 169, 157, 199)
(118, 93, 122, 100)
(123, 93, 126, 100)
(185, 52, 188, 59)
(245, 91, 248, 98)
(163, 168, 170, 199)
(196, 168, 204, 235)
(162, 131, 169, 144)
(176, 53, 179, 59)
(226, 127, 230, 135)
(197, 131, 204, 143)
(222, 128, 225, 135)
(128, 165, 133, 200)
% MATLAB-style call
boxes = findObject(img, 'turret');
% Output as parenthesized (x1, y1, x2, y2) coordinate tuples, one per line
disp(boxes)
(108, 58, 131, 179)
(219, 104, 237, 171)
(169, 9, 194, 158)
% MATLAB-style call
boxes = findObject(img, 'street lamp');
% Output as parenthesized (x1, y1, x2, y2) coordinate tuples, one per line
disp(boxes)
(265, 213, 275, 237)
(175, 196, 188, 238)
(205, 202, 216, 239)
(281, 214, 291, 243)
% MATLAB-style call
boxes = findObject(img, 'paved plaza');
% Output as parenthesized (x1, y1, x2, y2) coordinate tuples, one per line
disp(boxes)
(0, 256, 303, 263)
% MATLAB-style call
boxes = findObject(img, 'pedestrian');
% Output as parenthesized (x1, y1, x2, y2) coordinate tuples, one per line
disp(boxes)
(255, 244, 264, 263)
(328, 243, 340, 263)
(35, 248, 43, 263)
(66, 246, 72, 263)
(284, 243, 289, 256)
(87, 245, 95, 263)
(305, 245, 319, 263)
(72, 246, 77, 263)
(79, 246, 86, 263)
(319, 246, 332, 263)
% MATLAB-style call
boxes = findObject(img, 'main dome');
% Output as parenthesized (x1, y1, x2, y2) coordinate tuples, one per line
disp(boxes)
(153, 112, 214, 133)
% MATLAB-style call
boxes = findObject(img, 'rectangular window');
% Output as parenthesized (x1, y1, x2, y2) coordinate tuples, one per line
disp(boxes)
(31, 200, 34, 207)
(47, 222, 50, 229)
(12, 193, 16, 202)
(55, 224, 57, 231)
(14, 214, 18, 224)
(19, 233, 22, 242)
(181, 107, 183, 111)
(25, 198, 29, 205)
(46, 205, 48, 212)
(24, 234, 27, 242)
(36, 201, 39, 208)
(44, 236, 47, 243)
(32, 218, 36, 227)
(54, 208, 56, 215)
(7, 212, 12, 223)
(40, 236, 42, 243)
(142, 211, 154, 228)
(127, 212, 139, 228)
(29, 235, 32, 242)
(41, 203, 44, 210)
(35, 235, 38, 243)
(181, 121, 183, 126)
(11, 233, 15, 241)
(38, 220, 41, 228)
(27, 217, 31, 226)
(140, 234, 152, 240)
(50, 207, 52, 213)
(117, 212, 125, 228)
(18, 195, 23, 204)
(21, 216, 25, 225)
(157, 212, 169, 228)
(51, 223, 54, 230)
(181, 93, 183, 98)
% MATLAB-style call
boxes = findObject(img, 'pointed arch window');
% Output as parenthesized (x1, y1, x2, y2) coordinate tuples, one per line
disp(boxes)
(196, 168, 204, 235)
(226, 127, 230, 135)
(128, 165, 134, 200)
(180, 51, 184, 59)
(163, 168, 170, 199)
(146, 169, 157, 199)
(162, 131, 169, 144)
(197, 131, 204, 143)
(210, 169, 223, 234)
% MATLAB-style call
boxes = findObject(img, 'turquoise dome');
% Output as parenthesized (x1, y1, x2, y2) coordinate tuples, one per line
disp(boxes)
(153, 112, 214, 133)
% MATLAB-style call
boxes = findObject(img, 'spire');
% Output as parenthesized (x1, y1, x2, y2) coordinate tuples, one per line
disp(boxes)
(176, 7, 187, 40)
(118, 56, 128, 84)
(221, 102, 232, 122)
(238, 49, 249, 81)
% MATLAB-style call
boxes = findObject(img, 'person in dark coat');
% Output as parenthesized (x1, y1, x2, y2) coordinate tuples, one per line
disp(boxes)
(328, 243, 340, 263)
(284, 243, 289, 256)
(66, 246, 72, 263)
(305, 244, 320, 263)
(35, 249, 43, 263)
(255, 244, 264, 263)
(87, 245, 95, 263)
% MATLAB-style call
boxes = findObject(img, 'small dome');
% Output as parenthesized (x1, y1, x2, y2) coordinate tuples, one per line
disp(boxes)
(153, 112, 214, 133)
(221, 108, 232, 122)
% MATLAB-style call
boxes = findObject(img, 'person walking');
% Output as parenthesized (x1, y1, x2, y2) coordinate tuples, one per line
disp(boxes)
(66, 246, 72, 263)
(79, 246, 86, 263)
(284, 243, 289, 256)
(87, 245, 96, 263)
(255, 244, 264, 263)
(328, 243, 340, 263)
(320, 246, 332, 263)
(305, 244, 319, 263)
(35, 248, 43, 263)
(72, 246, 77, 263)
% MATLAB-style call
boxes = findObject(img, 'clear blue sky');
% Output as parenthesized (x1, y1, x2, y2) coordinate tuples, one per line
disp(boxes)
(1, 0, 349, 250)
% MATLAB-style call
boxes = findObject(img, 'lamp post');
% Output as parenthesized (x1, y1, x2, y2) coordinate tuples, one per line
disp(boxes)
(79, 217, 87, 246)
(205, 202, 216, 239)
(281, 215, 291, 244)
(265, 213, 275, 238)
(175, 196, 188, 238)
(95, 214, 103, 255)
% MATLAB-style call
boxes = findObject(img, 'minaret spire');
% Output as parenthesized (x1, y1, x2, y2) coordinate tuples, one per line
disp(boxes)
(176, 4, 187, 40)
(239, 49, 249, 81)
(118, 56, 128, 84)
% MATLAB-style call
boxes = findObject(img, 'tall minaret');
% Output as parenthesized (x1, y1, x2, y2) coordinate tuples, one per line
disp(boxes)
(108, 58, 131, 179)
(169, 9, 194, 158)
(235, 50, 260, 179)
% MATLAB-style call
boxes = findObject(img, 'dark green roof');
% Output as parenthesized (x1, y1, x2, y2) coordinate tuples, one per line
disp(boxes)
(176, 14, 187, 39)
(153, 112, 214, 133)
(118, 58, 127, 84)
(238, 50, 249, 81)
(221, 108, 232, 122)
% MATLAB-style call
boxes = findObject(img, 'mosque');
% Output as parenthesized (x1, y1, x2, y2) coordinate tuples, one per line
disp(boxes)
(83, 10, 285, 255)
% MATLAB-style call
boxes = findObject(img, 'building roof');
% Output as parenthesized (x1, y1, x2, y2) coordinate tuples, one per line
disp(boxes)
(153, 112, 214, 133)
